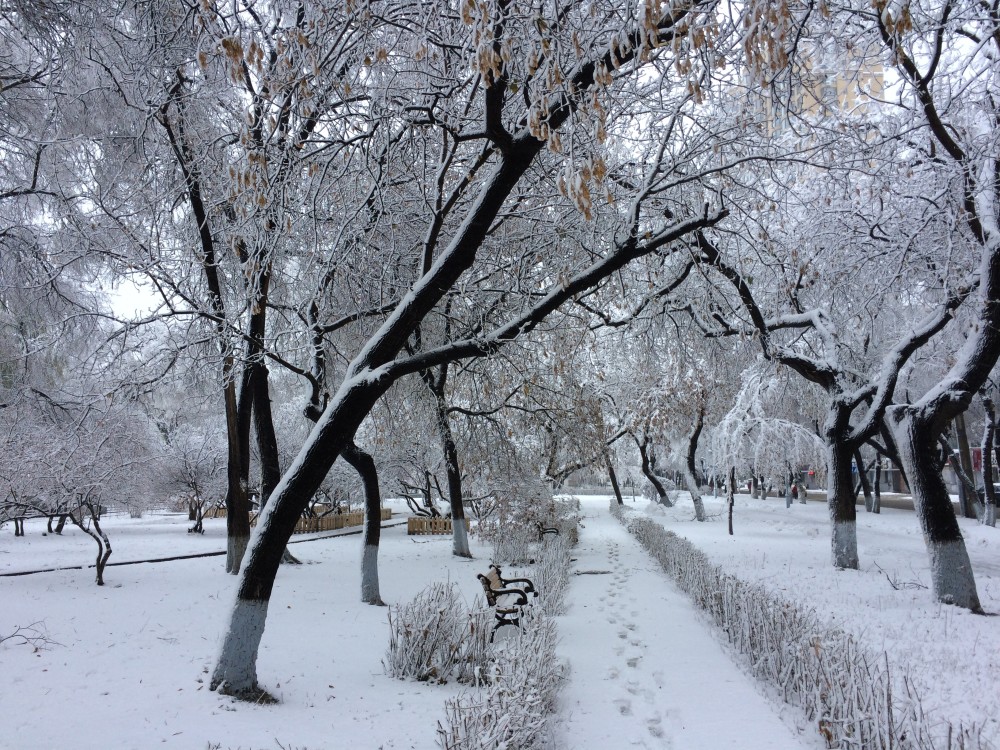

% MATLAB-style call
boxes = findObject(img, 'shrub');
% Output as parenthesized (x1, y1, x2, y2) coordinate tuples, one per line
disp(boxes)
(614, 505, 994, 750)
(436, 615, 564, 750)
(385, 583, 492, 684)
(532, 533, 571, 616)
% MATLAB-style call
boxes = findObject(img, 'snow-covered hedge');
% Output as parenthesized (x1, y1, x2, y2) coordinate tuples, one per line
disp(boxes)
(479, 494, 580, 565)
(384, 582, 493, 684)
(436, 614, 563, 750)
(532, 532, 572, 617)
(435, 508, 577, 749)
(387, 504, 577, 748)
(611, 502, 994, 750)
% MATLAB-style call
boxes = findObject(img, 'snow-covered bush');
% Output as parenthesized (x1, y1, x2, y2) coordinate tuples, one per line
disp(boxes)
(483, 491, 579, 565)
(385, 583, 493, 684)
(532, 533, 572, 616)
(490, 523, 536, 566)
(385, 583, 463, 682)
(477, 481, 552, 543)
(616, 508, 994, 750)
(434, 503, 577, 748)
(436, 614, 564, 750)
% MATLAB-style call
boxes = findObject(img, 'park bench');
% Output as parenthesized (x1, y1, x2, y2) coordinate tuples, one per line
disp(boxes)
(477, 564, 537, 641)
(536, 522, 559, 538)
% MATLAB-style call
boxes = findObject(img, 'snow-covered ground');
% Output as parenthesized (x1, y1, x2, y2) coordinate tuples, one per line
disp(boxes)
(0, 494, 996, 749)
(636, 490, 1000, 744)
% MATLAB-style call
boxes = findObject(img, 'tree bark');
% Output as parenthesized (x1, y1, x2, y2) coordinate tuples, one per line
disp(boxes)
(635, 433, 672, 506)
(158, 83, 252, 575)
(607, 451, 624, 506)
(981, 394, 997, 527)
(855, 449, 874, 512)
(826, 422, 859, 569)
(211, 377, 391, 696)
(342, 442, 385, 605)
(684, 406, 707, 521)
(954, 413, 979, 519)
(889, 409, 982, 611)
(728, 466, 735, 535)
(253, 363, 282, 506)
(872, 460, 882, 513)
(225, 373, 253, 574)
(424, 364, 471, 558)
(938, 434, 983, 520)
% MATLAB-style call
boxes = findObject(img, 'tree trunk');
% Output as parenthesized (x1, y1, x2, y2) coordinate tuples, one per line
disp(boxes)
(68, 506, 112, 586)
(980, 394, 997, 527)
(826, 437, 859, 569)
(211, 376, 390, 696)
(785, 470, 793, 508)
(253, 363, 281, 507)
(342, 442, 385, 605)
(872, 460, 882, 514)
(855, 449, 874, 512)
(938, 435, 983, 520)
(251, 363, 298, 565)
(425, 365, 471, 558)
(728, 466, 735, 535)
(635, 434, 672, 506)
(190, 498, 205, 534)
(224, 375, 252, 575)
(889, 409, 982, 611)
(607, 452, 624, 506)
(685, 406, 707, 521)
(954, 413, 979, 519)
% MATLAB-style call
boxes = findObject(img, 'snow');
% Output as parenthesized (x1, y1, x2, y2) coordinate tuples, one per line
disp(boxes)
(1, 494, 996, 749)
(554, 507, 820, 749)
(639, 490, 1000, 742)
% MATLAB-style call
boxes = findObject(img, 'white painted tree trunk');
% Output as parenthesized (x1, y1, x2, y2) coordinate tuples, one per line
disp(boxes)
(926, 538, 981, 609)
(226, 535, 249, 575)
(361, 544, 382, 605)
(683, 469, 706, 521)
(452, 517, 470, 557)
(830, 519, 858, 570)
(210, 597, 270, 695)
(889, 408, 982, 611)
(826, 443, 859, 569)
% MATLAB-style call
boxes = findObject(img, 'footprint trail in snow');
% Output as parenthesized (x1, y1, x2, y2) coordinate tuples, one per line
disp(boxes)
(553, 502, 819, 750)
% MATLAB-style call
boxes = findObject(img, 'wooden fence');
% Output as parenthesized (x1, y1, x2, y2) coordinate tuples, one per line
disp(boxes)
(406, 517, 470, 536)
(249, 507, 392, 534)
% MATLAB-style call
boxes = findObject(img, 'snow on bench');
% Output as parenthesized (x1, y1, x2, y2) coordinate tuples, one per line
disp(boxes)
(477, 564, 538, 641)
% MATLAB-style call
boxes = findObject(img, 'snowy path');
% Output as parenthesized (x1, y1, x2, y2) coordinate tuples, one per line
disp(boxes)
(553, 503, 820, 750)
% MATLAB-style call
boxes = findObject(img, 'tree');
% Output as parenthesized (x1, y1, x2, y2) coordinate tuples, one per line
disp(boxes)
(160, 411, 227, 533)
(1, 383, 161, 585)
(859, 0, 1000, 611)
(711, 361, 826, 505)
(208, 0, 735, 696)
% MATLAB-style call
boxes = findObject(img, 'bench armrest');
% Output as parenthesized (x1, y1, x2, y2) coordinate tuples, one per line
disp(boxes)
(478, 573, 531, 607)
(492, 586, 530, 606)
(499, 576, 537, 596)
